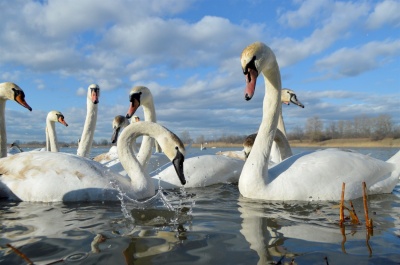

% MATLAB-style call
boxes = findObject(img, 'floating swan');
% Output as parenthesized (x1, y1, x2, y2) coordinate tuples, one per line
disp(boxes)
(0, 82, 32, 158)
(238, 42, 400, 201)
(77, 84, 100, 157)
(45, 110, 68, 152)
(125, 86, 170, 171)
(0, 121, 186, 202)
(93, 115, 134, 178)
(217, 89, 304, 162)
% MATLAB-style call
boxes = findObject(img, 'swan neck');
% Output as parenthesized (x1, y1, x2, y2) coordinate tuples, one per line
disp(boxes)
(277, 106, 286, 136)
(274, 128, 293, 160)
(46, 119, 59, 152)
(117, 123, 154, 194)
(239, 60, 281, 196)
(77, 98, 98, 157)
(137, 98, 157, 167)
(0, 100, 6, 157)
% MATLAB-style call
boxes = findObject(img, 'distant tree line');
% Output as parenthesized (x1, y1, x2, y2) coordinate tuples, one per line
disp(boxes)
(179, 114, 399, 145)
(22, 114, 399, 146)
(288, 114, 399, 142)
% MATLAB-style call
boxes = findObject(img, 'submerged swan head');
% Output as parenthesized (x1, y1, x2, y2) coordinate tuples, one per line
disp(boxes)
(0, 82, 32, 111)
(47, 110, 68, 127)
(88, 84, 100, 105)
(126, 86, 152, 119)
(241, 42, 277, 101)
(111, 115, 130, 143)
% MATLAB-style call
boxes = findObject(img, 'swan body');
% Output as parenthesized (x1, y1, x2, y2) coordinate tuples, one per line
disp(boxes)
(151, 154, 244, 189)
(45, 110, 68, 152)
(77, 84, 100, 157)
(0, 82, 32, 157)
(0, 121, 186, 202)
(238, 42, 400, 201)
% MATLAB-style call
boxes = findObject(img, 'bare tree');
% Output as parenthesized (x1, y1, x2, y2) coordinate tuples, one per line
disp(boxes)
(305, 116, 324, 142)
(371, 114, 393, 140)
(180, 130, 192, 144)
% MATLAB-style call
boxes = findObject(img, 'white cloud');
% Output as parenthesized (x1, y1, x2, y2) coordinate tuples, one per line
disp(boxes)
(76, 87, 86, 96)
(273, 1, 370, 67)
(315, 39, 400, 78)
(278, 0, 331, 28)
(366, 0, 400, 29)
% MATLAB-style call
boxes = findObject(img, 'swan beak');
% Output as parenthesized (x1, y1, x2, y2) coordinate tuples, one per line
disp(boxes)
(15, 93, 32, 111)
(126, 93, 141, 119)
(172, 148, 186, 185)
(91, 88, 100, 104)
(111, 127, 120, 144)
(290, 94, 304, 108)
(244, 68, 258, 101)
(58, 117, 68, 127)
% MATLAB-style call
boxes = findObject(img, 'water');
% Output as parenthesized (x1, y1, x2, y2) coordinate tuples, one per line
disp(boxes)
(1, 147, 400, 264)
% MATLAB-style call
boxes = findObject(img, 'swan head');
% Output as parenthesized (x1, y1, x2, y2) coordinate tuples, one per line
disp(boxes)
(281, 89, 304, 108)
(111, 115, 130, 143)
(241, 42, 277, 101)
(47, 110, 68, 127)
(88, 84, 100, 105)
(126, 86, 152, 119)
(0, 82, 32, 111)
(243, 133, 256, 159)
(156, 128, 186, 185)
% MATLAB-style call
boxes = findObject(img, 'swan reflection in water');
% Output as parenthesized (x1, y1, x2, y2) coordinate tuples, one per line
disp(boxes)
(237, 195, 394, 264)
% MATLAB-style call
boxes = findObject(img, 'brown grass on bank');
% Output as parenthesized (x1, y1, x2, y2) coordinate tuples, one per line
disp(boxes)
(192, 138, 400, 149)
(289, 138, 400, 148)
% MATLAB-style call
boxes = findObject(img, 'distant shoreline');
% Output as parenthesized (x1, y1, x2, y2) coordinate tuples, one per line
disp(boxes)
(12, 138, 400, 149)
(192, 138, 400, 149)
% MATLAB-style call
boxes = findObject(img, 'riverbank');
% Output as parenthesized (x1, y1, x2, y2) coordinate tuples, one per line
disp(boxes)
(192, 138, 400, 149)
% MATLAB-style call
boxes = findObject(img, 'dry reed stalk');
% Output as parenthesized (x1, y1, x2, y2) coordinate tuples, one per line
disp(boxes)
(339, 182, 345, 226)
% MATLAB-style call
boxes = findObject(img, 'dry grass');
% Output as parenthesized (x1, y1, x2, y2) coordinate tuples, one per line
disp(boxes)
(289, 138, 400, 148)
(192, 138, 400, 148)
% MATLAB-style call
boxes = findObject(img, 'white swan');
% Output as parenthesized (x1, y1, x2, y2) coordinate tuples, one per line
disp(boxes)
(0, 121, 186, 202)
(217, 89, 304, 162)
(77, 84, 100, 157)
(0, 82, 32, 158)
(124, 87, 244, 188)
(93, 115, 133, 178)
(125, 86, 170, 171)
(238, 42, 400, 201)
(45, 110, 69, 152)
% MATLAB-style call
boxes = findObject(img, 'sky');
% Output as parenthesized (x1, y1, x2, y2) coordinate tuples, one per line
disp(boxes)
(1, 0, 399, 144)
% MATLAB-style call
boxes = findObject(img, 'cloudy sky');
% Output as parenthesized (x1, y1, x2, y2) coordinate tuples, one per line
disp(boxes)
(1, 0, 399, 144)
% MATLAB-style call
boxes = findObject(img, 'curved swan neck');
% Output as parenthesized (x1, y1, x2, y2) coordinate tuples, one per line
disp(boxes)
(0, 100, 7, 157)
(274, 128, 293, 160)
(77, 96, 98, 157)
(277, 106, 286, 136)
(239, 57, 282, 196)
(117, 122, 171, 194)
(137, 94, 156, 168)
(46, 119, 59, 152)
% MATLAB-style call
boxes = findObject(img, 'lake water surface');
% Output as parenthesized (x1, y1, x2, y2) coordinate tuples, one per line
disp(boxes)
(1, 147, 399, 264)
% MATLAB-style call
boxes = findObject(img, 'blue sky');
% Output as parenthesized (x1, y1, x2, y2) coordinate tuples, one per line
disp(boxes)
(1, 0, 399, 144)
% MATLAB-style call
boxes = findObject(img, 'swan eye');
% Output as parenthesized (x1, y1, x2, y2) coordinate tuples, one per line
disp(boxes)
(243, 56, 257, 75)
(90, 87, 100, 93)
(12, 88, 26, 100)
(129, 92, 142, 104)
